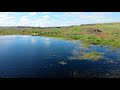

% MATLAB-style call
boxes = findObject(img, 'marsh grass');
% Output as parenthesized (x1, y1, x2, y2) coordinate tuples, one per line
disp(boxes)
(31, 33, 39, 36)
(0, 22, 120, 47)
(82, 52, 103, 60)
(69, 69, 120, 78)
(68, 51, 104, 61)
(69, 70, 81, 78)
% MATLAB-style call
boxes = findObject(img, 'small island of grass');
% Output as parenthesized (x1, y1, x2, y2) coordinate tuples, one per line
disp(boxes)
(68, 51, 103, 61)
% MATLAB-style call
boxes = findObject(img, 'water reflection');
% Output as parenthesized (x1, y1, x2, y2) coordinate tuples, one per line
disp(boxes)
(0, 35, 120, 78)
(31, 38, 36, 43)
(44, 38, 51, 46)
(0, 35, 30, 39)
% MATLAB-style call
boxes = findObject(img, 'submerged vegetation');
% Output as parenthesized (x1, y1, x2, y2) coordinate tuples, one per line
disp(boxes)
(69, 69, 120, 78)
(69, 70, 81, 78)
(81, 52, 103, 61)
(0, 22, 120, 47)
(68, 51, 103, 61)
(58, 61, 67, 65)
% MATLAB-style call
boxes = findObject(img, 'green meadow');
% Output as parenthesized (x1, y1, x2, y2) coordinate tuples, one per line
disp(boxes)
(0, 22, 120, 47)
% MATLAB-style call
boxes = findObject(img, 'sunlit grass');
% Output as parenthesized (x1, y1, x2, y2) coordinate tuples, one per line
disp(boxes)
(68, 51, 104, 61)
(0, 22, 120, 47)
(82, 52, 103, 61)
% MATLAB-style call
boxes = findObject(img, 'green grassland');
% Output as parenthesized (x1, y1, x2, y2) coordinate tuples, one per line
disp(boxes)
(0, 22, 120, 47)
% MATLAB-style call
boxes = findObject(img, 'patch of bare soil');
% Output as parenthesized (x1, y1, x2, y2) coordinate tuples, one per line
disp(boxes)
(85, 28, 103, 35)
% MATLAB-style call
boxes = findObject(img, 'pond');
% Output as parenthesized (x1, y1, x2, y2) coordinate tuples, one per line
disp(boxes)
(0, 35, 120, 78)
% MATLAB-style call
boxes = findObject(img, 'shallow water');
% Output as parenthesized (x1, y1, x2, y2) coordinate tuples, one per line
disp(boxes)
(0, 35, 120, 78)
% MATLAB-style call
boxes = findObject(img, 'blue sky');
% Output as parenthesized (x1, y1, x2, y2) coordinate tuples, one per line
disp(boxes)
(0, 12, 120, 27)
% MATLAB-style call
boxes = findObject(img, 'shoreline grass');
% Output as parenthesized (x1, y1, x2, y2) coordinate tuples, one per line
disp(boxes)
(0, 22, 120, 47)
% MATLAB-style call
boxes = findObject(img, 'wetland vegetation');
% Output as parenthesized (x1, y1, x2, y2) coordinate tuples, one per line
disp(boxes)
(68, 51, 103, 61)
(0, 22, 120, 78)
(0, 22, 120, 47)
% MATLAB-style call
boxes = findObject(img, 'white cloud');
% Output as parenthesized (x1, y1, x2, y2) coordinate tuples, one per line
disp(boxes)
(64, 12, 109, 20)
(18, 16, 32, 26)
(20, 16, 29, 21)
(15, 14, 52, 27)
(63, 12, 114, 25)
(32, 15, 52, 27)
(31, 38, 36, 43)
(0, 12, 118, 27)
(44, 37, 51, 46)
(42, 12, 51, 14)
(42, 15, 51, 19)
(0, 12, 16, 26)
(29, 12, 37, 16)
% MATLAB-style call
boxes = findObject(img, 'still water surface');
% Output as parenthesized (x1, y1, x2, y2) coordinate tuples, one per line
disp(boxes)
(0, 35, 120, 78)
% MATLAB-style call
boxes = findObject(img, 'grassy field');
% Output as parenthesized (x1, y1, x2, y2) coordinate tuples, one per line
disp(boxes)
(0, 22, 120, 47)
